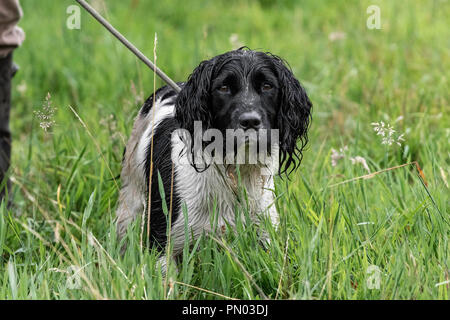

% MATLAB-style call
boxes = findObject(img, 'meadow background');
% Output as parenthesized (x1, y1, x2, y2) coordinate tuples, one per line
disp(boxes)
(0, 0, 448, 299)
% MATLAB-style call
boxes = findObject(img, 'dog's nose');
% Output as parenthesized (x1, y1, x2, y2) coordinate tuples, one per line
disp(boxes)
(239, 111, 262, 130)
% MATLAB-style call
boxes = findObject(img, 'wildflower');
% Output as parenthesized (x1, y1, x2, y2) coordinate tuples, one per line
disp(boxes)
(229, 33, 243, 50)
(34, 92, 56, 131)
(328, 31, 346, 42)
(331, 145, 348, 167)
(350, 156, 371, 173)
(371, 121, 405, 146)
(396, 133, 405, 146)
(16, 80, 27, 95)
(331, 146, 371, 173)
(394, 115, 404, 123)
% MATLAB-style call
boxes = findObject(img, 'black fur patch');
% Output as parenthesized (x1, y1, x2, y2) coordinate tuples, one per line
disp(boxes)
(143, 116, 181, 251)
(140, 83, 183, 116)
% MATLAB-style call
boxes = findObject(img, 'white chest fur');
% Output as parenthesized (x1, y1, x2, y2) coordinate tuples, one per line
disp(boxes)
(169, 133, 278, 253)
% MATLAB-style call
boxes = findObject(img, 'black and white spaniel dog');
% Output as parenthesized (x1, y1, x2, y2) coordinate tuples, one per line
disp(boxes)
(116, 48, 312, 266)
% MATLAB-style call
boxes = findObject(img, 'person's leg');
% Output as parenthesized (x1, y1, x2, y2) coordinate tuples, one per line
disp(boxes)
(0, 52, 12, 204)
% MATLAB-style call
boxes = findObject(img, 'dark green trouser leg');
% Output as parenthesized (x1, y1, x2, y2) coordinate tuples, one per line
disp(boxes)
(0, 53, 13, 204)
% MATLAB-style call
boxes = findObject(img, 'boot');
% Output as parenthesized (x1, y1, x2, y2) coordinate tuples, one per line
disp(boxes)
(0, 53, 13, 205)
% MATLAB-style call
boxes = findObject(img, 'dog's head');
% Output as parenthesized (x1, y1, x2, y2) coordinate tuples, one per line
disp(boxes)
(175, 48, 312, 175)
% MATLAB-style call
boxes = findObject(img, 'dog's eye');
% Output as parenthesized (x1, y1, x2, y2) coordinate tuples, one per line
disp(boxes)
(218, 85, 230, 93)
(262, 83, 273, 91)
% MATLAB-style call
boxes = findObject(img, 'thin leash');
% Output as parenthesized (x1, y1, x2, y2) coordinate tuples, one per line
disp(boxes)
(74, 0, 182, 93)
(74, 1, 181, 250)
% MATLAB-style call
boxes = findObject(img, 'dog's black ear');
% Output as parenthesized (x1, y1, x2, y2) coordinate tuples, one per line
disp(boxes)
(274, 57, 312, 176)
(175, 59, 215, 135)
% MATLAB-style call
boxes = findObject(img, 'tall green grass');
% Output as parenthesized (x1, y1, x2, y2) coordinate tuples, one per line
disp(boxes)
(0, 0, 448, 299)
